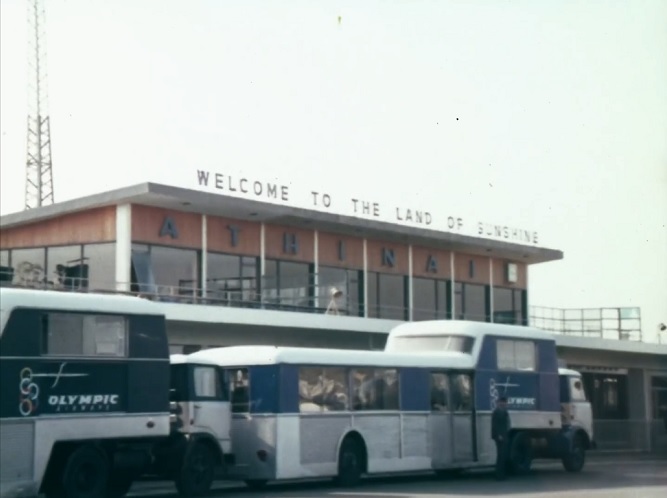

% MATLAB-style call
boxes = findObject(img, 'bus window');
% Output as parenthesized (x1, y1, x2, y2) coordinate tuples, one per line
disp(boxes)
(351, 368, 400, 411)
(569, 377, 587, 402)
(193, 366, 223, 399)
(41, 312, 127, 357)
(228, 368, 249, 413)
(298, 367, 348, 412)
(497, 339, 536, 371)
(430, 373, 449, 411)
(450, 374, 472, 411)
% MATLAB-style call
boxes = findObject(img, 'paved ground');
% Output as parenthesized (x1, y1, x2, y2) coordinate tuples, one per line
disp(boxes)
(129, 454, 667, 498)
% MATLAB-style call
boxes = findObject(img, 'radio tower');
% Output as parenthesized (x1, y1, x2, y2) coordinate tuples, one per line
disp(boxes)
(24, 0, 54, 210)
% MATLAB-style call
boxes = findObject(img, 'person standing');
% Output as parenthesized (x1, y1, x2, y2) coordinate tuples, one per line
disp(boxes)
(491, 396, 511, 480)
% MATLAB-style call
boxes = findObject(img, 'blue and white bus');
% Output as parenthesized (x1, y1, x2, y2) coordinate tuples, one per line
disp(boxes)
(184, 320, 594, 488)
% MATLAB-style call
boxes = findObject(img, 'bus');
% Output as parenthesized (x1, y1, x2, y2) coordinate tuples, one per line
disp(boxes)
(181, 321, 593, 488)
(0, 288, 228, 498)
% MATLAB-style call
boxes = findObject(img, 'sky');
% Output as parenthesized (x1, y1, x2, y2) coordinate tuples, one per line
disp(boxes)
(1, 0, 666, 341)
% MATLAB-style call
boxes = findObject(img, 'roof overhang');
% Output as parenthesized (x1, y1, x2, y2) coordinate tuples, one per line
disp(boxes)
(1, 182, 563, 264)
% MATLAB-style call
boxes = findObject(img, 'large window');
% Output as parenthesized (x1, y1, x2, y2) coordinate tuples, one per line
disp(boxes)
(496, 339, 536, 371)
(350, 368, 399, 411)
(207, 252, 258, 306)
(651, 376, 667, 423)
(41, 313, 127, 357)
(0, 250, 11, 284)
(131, 245, 198, 300)
(9, 248, 46, 287)
(263, 260, 312, 310)
(83, 243, 116, 291)
(493, 287, 526, 325)
(47, 245, 85, 290)
(413, 278, 449, 321)
(582, 373, 628, 420)
(298, 367, 348, 412)
(318, 266, 361, 316)
(367, 272, 407, 320)
(454, 282, 488, 322)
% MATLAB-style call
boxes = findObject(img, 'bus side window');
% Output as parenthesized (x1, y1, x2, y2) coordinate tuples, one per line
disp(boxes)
(430, 372, 449, 411)
(569, 377, 587, 402)
(228, 368, 249, 413)
(450, 373, 472, 411)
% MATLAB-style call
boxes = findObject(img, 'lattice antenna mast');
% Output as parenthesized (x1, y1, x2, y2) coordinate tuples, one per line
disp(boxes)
(25, 0, 54, 210)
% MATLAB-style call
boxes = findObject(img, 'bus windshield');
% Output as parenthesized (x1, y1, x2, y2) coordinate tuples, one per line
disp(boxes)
(390, 334, 474, 354)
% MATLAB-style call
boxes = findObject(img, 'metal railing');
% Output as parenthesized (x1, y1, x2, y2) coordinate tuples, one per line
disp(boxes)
(529, 306, 643, 342)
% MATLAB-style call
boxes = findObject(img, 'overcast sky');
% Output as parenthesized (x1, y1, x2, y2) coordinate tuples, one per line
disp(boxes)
(1, 0, 665, 341)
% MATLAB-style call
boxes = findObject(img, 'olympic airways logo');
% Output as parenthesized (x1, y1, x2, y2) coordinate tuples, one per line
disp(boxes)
(489, 376, 536, 409)
(18, 363, 89, 417)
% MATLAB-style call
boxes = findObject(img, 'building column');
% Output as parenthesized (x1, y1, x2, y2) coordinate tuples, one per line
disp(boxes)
(201, 214, 207, 297)
(450, 251, 456, 318)
(408, 244, 414, 321)
(313, 230, 319, 306)
(115, 204, 132, 292)
(489, 257, 494, 323)
(363, 238, 368, 318)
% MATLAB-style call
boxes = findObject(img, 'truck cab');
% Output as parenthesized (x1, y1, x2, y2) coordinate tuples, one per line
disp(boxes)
(558, 368, 595, 471)
(153, 354, 234, 497)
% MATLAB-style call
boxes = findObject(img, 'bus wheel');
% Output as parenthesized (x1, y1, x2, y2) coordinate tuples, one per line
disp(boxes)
(175, 441, 215, 497)
(61, 445, 110, 498)
(562, 435, 586, 472)
(245, 479, 268, 490)
(336, 437, 364, 487)
(509, 432, 533, 475)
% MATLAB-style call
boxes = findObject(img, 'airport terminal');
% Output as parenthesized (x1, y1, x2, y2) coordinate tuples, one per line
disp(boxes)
(1, 181, 666, 454)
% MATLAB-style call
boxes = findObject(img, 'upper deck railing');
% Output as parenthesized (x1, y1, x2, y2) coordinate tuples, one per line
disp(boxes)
(0, 268, 652, 342)
(528, 305, 643, 342)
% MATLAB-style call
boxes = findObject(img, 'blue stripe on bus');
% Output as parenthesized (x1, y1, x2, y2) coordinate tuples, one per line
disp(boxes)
(400, 368, 430, 411)
(279, 365, 300, 413)
(249, 365, 280, 414)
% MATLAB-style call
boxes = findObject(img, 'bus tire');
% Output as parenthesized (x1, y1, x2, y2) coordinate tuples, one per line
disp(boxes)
(61, 444, 110, 498)
(335, 436, 364, 488)
(562, 434, 586, 472)
(174, 441, 215, 497)
(509, 432, 532, 475)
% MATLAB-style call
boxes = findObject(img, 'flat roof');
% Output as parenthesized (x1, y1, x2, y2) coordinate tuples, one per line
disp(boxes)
(0, 182, 563, 264)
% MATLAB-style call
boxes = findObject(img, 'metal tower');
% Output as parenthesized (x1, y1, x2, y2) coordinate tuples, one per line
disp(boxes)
(25, 0, 54, 210)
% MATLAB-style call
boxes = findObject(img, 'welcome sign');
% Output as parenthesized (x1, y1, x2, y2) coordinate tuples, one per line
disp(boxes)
(190, 169, 542, 247)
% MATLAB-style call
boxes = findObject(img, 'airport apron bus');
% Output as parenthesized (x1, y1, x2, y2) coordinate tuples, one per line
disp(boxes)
(0, 288, 233, 498)
(184, 320, 594, 488)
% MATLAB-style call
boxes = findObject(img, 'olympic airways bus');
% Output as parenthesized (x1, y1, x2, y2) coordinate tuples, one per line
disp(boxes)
(183, 320, 594, 488)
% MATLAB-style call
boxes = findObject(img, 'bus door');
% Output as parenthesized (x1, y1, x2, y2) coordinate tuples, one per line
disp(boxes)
(187, 365, 231, 443)
(450, 372, 476, 462)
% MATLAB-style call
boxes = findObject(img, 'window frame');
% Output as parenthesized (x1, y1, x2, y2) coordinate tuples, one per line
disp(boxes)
(496, 338, 537, 372)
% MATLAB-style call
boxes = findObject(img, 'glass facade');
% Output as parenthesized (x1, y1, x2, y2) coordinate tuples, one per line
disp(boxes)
(263, 259, 312, 310)
(651, 376, 667, 424)
(0, 250, 11, 284)
(367, 272, 407, 320)
(454, 282, 488, 322)
(46, 245, 85, 290)
(582, 373, 629, 420)
(9, 248, 46, 287)
(412, 277, 449, 321)
(82, 243, 116, 291)
(493, 287, 526, 325)
(206, 252, 258, 306)
(318, 266, 362, 316)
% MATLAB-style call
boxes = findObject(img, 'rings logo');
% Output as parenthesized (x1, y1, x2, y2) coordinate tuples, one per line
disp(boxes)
(19, 368, 40, 416)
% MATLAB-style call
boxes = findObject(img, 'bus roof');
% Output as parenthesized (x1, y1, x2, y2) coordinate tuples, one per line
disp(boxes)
(0, 288, 162, 334)
(558, 367, 582, 377)
(186, 345, 476, 370)
(387, 320, 556, 342)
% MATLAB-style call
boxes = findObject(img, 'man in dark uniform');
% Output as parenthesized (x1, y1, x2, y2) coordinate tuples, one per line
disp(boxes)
(491, 396, 511, 480)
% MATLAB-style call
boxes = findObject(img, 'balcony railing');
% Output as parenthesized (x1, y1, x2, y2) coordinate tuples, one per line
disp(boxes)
(529, 306, 643, 342)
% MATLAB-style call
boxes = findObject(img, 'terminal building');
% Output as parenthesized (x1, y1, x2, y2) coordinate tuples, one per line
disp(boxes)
(1, 181, 666, 453)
